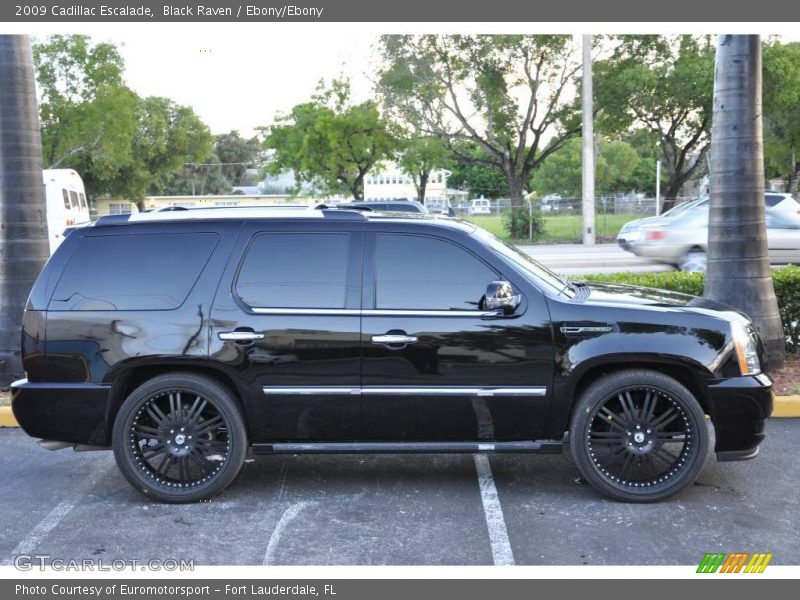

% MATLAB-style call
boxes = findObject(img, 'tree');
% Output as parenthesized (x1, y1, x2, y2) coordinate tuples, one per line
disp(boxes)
(595, 36, 715, 212)
(33, 35, 139, 198)
(108, 96, 213, 207)
(397, 137, 450, 202)
(0, 36, 50, 385)
(530, 137, 640, 197)
(214, 130, 263, 186)
(378, 35, 582, 203)
(762, 41, 800, 196)
(705, 35, 784, 369)
(263, 79, 396, 199)
(446, 144, 510, 199)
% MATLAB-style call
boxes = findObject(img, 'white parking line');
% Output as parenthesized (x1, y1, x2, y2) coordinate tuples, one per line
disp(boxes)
(1, 464, 112, 566)
(263, 501, 313, 566)
(474, 454, 515, 566)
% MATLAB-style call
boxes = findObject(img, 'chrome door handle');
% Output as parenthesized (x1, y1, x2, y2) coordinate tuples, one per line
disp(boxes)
(218, 331, 264, 342)
(371, 334, 418, 346)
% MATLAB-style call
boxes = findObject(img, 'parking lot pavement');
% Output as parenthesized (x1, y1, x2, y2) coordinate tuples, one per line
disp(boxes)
(1, 420, 798, 566)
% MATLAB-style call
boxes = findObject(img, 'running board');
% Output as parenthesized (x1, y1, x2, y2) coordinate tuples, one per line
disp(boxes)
(252, 441, 564, 455)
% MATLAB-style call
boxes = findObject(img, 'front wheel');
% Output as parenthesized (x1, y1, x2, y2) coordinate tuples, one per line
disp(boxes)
(569, 369, 708, 502)
(112, 373, 248, 503)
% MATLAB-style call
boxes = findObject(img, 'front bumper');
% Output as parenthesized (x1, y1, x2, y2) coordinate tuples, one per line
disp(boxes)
(706, 373, 773, 461)
(10, 379, 113, 446)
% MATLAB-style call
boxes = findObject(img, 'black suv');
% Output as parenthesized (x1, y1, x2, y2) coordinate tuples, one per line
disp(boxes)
(11, 208, 773, 503)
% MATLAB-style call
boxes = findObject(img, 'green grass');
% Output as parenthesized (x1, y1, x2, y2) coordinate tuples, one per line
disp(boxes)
(0, 392, 10, 407)
(463, 213, 633, 244)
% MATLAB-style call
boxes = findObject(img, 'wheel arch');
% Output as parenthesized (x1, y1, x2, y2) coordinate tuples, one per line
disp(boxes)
(103, 360, 248, 441)
(557, 354, 712, 433)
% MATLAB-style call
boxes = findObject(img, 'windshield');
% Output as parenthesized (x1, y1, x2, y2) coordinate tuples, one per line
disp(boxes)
(473, 227, 574, 297)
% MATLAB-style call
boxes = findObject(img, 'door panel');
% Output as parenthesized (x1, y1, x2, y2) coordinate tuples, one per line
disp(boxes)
(360, 231, 553, 442)
(209, 224, 363, 443)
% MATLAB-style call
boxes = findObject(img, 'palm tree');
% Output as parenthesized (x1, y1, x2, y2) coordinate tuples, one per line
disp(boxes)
(705, 35, 785, 369)
(0, 36, 50, 386)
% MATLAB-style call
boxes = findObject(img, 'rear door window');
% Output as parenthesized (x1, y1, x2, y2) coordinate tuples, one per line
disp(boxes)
(50, 233, 218, 311)
(235, 232, 350, 309)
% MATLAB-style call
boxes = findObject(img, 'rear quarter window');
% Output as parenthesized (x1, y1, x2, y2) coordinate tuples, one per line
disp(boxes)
(50, 232, 219, 311)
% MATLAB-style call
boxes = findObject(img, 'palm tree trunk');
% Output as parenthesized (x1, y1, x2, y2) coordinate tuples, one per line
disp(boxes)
(704, 35, 785, 370)
(0, 35, 50, 386)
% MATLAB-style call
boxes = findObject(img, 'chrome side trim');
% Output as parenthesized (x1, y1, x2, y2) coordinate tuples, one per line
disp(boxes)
(250, 307, 492, 317)
(262, 386, 361, 395)
(363, 309, 490, 317)
(251, 308, 361, 315)
(363, 386, 547, 396)
(262, 386, 547, 397)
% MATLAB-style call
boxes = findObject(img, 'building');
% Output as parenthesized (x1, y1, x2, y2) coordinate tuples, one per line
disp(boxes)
(364, 163, 451, 205)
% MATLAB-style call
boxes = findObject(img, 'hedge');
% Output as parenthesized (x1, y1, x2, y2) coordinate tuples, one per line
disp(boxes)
(583, 265, 800, 352)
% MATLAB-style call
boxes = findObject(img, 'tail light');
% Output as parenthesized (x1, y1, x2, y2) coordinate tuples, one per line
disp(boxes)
(646, 230, 666, 241)
(66, 218, 74, 226)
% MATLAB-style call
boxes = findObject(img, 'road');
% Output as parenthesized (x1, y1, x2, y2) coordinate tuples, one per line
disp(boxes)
(1, 420, 798, 566)
(517, 243, 673, 275)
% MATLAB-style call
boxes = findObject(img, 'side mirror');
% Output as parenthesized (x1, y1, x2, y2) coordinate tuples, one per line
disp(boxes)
(482, 281, 521, 315)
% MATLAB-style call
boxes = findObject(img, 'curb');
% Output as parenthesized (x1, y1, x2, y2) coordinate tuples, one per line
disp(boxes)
(772, 395, 800, 418)
(1, 397, 800, 429)
(0, 406, 17, 428)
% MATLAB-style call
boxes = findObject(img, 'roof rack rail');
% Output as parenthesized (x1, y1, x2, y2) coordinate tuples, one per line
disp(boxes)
(315, 203, 373, 211)
(94, 204, 369, 226)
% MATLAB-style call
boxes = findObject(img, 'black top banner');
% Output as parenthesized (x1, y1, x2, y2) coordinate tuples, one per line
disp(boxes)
(4, 0, 800, 22)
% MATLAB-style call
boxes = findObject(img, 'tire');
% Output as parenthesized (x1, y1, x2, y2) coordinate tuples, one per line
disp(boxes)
(569, 369, 708, 503)
(112, 372, 248, 503)
(678, 249, 707, 272)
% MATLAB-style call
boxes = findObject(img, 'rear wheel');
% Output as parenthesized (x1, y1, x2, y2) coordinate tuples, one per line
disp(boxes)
(112, 373, 247, 503)
(679, 249, 707, 272)
(569, 369, 708, 502)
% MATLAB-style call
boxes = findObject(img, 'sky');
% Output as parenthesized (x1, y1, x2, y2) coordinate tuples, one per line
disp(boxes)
(112, 31, 378, 137)
(77, 30, 800, 139)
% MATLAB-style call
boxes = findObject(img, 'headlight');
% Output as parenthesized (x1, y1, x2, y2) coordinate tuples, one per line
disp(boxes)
(732, 321, 761, 376)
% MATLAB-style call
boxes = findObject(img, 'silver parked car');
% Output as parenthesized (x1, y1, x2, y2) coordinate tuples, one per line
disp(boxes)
(630, 203, 800, 272)
(617, 197, 708, 250)
(617, 193, 800, 252)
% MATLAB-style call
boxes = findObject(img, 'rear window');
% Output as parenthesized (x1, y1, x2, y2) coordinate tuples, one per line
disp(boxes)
(50, 233, 218, 311)
(79, 193, 87, 210)
(62, 189, 70, 209)
(69, 191, 79, 209)
(765, 195, 784, 208)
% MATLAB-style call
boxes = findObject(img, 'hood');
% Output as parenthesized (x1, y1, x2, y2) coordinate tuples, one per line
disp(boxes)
(580, 281, 740, 314)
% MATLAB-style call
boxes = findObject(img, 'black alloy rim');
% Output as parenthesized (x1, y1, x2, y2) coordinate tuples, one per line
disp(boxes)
(128, 390, 231, 488)
(585, 386, 696, 489)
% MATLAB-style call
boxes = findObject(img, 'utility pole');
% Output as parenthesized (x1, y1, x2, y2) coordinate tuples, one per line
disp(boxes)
(655, 159, 661, 215)
(582, 34, 595, 245)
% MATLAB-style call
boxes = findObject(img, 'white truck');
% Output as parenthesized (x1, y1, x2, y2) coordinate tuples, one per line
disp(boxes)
(43, 169, 90, 253)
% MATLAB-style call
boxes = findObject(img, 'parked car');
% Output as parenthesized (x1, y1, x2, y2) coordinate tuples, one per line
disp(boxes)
(469, 199, 492, 215)
(617, 197, 707, 251)
(540, 194, 563, 213)
(426, 199, 455, 216)
(12, 207, 772, 503)
(618, 193, 800, 252)
(631, 203, 800, 271)
(337, 200, 428, 213)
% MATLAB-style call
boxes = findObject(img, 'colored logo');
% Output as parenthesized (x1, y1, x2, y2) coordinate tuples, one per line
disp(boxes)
(697, 552, 773, 573)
